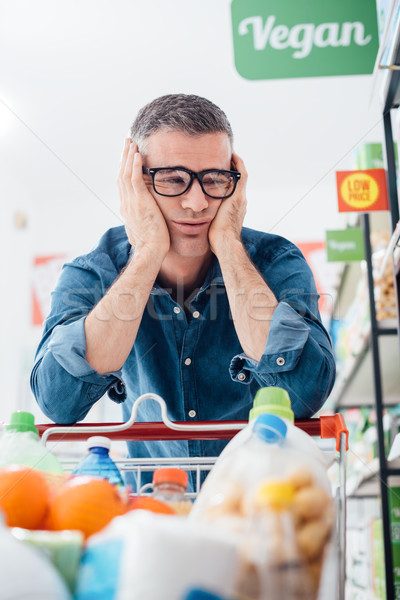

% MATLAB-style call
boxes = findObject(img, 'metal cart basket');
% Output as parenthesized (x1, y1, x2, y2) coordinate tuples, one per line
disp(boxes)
(38, 393, 349, 600)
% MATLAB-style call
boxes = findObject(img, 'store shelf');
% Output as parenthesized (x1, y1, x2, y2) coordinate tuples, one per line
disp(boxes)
(375, 0, 400, 109)
(330, 319, 400, 409)
(333, 261, 363, 320)
(347, 458, 380, 498)
(347, 456, 400, 498)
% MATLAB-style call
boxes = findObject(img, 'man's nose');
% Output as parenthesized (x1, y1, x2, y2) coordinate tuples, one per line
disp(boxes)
(180, 179, 209, 212)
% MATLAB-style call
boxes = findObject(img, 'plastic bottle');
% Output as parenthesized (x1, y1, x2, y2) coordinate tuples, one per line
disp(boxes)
(220, 386, 329, 470)
(0, 411, 65, 491)
(152, 467, 193, 515)
(190, 388, 335, 600)
(72, 436, 124, 488)
(184, 589, 230, 600)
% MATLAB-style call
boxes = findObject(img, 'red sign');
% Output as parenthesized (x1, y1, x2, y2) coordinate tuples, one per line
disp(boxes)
(336, 169, 389, 213)
(32, 255, 66, 325)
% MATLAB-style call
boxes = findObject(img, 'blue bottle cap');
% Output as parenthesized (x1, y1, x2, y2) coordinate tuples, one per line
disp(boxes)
(184, 590, 226, 600)
(253, 414, 287, 444)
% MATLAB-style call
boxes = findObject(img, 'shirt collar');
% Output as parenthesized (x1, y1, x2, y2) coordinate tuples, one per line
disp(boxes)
(149, 254, 224, 296)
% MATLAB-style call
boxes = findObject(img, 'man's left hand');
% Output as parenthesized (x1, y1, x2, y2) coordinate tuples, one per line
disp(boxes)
(208, 152, 248, 256)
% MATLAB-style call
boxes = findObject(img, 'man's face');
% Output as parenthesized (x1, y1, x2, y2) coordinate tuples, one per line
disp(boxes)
(142, 130, 232, 258)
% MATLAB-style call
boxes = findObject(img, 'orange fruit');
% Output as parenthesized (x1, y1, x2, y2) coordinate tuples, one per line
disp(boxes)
(45, 476, 126, 539)
(127, 496, 176, 515)
(0, 465, 51, 529)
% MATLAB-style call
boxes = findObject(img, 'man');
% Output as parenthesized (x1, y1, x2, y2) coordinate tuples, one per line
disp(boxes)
(31, 94, 335, 487)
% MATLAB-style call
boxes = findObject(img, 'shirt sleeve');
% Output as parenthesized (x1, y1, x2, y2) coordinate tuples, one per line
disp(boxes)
(230, 302, 309, 376)
(30, 256, 127, 424)
(229, 243, 336, 418)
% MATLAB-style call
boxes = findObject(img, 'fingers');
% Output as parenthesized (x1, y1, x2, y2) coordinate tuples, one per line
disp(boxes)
(231, 151, 248, 180)
(131, 150, 152, 197)
(122, 141, 137, 182)
(118, 138, 132, 182)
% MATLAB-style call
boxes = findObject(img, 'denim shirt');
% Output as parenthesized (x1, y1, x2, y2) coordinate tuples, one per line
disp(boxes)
(31, 226, 335, 488)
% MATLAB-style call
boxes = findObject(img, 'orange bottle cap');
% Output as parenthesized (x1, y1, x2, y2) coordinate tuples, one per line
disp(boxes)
(153, 468, 188, 489)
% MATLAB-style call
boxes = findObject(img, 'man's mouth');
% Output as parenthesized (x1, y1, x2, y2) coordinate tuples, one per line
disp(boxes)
(172, 220, 211, 233)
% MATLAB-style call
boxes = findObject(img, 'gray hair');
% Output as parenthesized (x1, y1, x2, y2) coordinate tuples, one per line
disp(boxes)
(130, 93, 233, 153)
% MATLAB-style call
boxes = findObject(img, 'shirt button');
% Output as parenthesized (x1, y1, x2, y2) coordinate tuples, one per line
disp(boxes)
(238, 373, 246, 381)
(276, 357, 285, 366)
(188, 410, 196, 418)
(173, 306, 181, 314)
(192, 311, 200, 319)
(184, 358, 192, 366)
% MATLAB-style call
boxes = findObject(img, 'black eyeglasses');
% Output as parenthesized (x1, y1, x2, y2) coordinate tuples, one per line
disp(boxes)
(142, 167, 241, 199)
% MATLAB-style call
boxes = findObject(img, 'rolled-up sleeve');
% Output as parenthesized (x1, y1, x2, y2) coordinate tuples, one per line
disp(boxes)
(229, 242, 336, 418)
(30, 254, 127, 424)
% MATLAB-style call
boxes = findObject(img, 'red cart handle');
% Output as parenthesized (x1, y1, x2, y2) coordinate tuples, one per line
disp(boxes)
(37, 392, 348, 450)
(38, 415, 348, 451)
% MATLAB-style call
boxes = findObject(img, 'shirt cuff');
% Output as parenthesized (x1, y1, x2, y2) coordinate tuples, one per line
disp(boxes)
(48, 316, 125, 387)
(229, 301, 310, 383)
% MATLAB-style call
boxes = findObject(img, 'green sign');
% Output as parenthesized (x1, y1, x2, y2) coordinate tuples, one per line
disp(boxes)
(389, 487, 400, 599)
(231, 0, 379, 80)
(326, 228, 365, 262)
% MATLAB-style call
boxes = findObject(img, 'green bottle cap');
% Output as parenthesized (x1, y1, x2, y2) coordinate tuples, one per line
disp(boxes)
(5, 411, 39, 436)
(249, 387, 294, 423)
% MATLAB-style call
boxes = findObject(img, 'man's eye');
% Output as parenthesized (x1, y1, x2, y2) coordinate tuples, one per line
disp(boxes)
(204, 176, 230, 186)
(162, 177, 185, 185)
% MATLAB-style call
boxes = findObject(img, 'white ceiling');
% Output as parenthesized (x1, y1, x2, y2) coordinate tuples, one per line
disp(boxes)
(0, 0, 388, 256)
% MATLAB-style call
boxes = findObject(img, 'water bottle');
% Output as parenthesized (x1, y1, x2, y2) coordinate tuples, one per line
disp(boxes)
(152, 467, 192, 515)
(0, 411, 65, 491)
(72, 436, 124, 488)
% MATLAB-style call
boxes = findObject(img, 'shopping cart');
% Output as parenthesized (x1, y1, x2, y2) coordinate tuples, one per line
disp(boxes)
(37, 392, 349, 600)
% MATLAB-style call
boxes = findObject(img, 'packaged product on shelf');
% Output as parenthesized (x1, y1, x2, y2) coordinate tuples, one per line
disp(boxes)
(371, 518, 386, 599)
(190, 387, 335, 600)
(0, 411, 65, 492)
(331, 274, 370, 370)
(371, 231, 397, 321)
(389, 486, 400, 599)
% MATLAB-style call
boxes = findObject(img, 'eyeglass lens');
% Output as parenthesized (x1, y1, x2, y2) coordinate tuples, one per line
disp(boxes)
(153, 169, 235, 198)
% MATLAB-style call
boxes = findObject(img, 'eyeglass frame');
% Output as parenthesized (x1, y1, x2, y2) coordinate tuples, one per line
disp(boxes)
(142, 166, 241, 199)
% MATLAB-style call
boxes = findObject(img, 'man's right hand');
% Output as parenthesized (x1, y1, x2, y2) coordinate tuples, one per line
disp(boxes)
(117, 139, 170, 261)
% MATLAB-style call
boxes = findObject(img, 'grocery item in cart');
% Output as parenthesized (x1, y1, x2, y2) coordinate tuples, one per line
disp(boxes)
(184, 589, 231, 599)
(11, 527, 83, 594)
(190, 392, 334, 600)
(0, 410, 65, 491)
(152, 467, 193, 515)
(219, 386, 330, 468)
(127, 495, 176, 514)
(45, 476, 126, 539)
(72, 435, 125, 488)
(0, 464, 51, 529)
(74, 509, 241, 600)
(0, 514, 71, 599)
